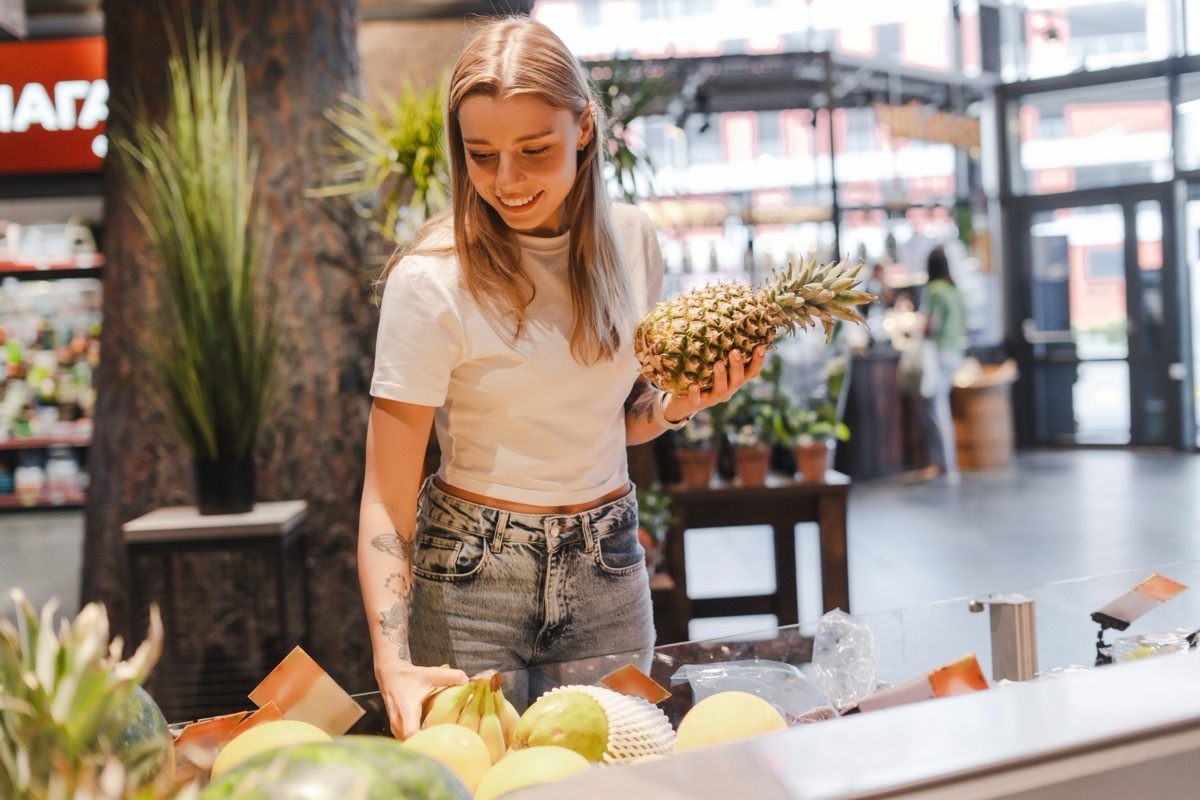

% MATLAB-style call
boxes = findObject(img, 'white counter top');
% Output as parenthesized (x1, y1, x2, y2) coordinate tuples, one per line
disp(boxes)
(515, 651, 1200, 799)
(122, 500, 308, 543)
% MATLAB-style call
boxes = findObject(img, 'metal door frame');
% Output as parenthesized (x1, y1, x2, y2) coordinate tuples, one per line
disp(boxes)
(1007, 183, 1189, 448)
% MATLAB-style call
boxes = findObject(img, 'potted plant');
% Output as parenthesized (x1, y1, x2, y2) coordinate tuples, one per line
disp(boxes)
(790, 406, 851, 483)
(673, 408, 717, 488)
(724, 354, 793, 485)
(791, 355, 851, 482)
(113, 18, 279, 514)
(588, 56, 671, 204)
(730, 420, 772, 486)
(635, 485, 675, 574)
(310, 79, 449, 247)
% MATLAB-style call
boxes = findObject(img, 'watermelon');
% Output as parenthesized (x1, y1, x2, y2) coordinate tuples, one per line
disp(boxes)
(199, 735, 471, 799)
(106, 683, 175, 786)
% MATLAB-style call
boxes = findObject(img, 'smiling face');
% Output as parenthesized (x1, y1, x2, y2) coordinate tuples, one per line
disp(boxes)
(458, 93, 593, 238)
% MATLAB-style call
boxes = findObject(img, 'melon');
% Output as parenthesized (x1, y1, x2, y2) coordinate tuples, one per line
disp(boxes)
(674, 691, 788, 752)
(474, 746, 591, 800)
(107, 683, 175, 787)
(403, 724, 492, 794)
(199, 735, 471, 799)
(211, 719, 332, 779)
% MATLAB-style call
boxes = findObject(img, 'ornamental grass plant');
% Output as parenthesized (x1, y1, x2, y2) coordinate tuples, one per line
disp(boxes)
(113, 17, 279, 465)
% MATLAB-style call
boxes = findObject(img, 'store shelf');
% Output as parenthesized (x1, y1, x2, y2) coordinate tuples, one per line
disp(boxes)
(0, 434, 91, 451)
(0, 254, 103, 280)
(0, 490, 85, 510)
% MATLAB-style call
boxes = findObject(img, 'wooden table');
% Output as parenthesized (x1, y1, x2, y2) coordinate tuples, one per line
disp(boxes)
(660, 472, 851, 640)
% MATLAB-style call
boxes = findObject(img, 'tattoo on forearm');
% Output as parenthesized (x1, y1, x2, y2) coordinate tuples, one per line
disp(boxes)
(625, 380, 658, 425)
(378, 585, 412, 660)
(372, 531, 415, 562)
(384, 573, 406, 597)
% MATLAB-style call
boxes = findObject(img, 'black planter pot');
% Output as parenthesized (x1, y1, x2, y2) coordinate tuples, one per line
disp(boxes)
(193, 458, 256, 515)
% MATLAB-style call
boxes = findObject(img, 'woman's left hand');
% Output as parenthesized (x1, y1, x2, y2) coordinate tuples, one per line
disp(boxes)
(662, 346, 768, 423)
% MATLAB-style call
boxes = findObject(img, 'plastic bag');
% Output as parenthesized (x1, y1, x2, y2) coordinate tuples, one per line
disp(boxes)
(811, 609, 880, 711)
(671, 659, 838, 724)
(898, 335, 926, 395)
(918, 339, 939, 398)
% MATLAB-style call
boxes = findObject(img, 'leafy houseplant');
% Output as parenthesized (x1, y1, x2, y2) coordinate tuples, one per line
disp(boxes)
(311, 80, 449, 247)
(789, 398, 850, 484)
(114, 17, 279, 514)
(635, 485, 675, 572)
(676, 407, 715, 450)
(589, 57, 669, 204)
(724, 355, 794, 483)
(673, 408, 717, 487)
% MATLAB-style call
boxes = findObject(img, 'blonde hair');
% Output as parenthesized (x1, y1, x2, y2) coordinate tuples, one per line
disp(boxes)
(385, 16, 632, 365)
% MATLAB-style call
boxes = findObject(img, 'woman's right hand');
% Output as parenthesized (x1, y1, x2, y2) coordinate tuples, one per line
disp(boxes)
(376, 660, 469, 740)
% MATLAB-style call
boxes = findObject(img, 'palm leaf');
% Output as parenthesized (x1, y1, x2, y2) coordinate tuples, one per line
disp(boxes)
(309, 81, 450, 243)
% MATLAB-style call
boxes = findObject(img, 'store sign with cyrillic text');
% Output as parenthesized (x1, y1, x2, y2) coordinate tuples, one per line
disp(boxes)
(0, 37, 106, 175)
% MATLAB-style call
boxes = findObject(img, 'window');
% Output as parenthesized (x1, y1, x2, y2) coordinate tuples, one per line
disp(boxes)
(685, 113, 722, 164)
(1015, 78, 1171, 195)
(757, 111, 783, 158)
(1084, 247, 1123, 282)
(579, 0, 602, 26)
(1016, 0, 1176, 79)
(1179, 73, 1200, 172)
(640, 0, 665, 21)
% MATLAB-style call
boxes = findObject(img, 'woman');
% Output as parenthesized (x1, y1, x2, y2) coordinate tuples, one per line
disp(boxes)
(919, 246, 967, 483)
(358, 16, 766, 740)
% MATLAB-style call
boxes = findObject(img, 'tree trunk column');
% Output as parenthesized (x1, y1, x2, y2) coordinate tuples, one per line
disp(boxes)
(87, 0, 375, 703)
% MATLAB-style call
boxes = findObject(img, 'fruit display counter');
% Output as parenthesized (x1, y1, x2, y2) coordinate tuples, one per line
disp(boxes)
(347, 558, 1200, 736)
(8, 559, 1200, 799)
(343, 558, 1200, 797)
(514, 651, 1200, 799)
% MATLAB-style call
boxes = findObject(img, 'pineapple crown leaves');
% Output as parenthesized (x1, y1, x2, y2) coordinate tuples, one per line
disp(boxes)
(1, 589, 168, 800)
(763, 259, 876, 338)
(634, 263, 874, 394)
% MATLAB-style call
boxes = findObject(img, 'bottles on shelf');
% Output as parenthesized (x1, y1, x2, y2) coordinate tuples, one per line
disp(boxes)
(0, 276, 100, 507)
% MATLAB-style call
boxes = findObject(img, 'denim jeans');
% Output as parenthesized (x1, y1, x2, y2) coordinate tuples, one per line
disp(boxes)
(408, 477, 655, 708)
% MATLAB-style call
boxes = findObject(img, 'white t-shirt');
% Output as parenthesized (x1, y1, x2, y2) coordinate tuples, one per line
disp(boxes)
(371, 203, 665, 506)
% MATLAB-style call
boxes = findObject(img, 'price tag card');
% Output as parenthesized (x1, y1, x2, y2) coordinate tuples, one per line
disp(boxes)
(1090, 573, 1188, 632)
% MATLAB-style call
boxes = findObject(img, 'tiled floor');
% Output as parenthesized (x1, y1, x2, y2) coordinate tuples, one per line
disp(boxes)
(4, 448, 1200, 642)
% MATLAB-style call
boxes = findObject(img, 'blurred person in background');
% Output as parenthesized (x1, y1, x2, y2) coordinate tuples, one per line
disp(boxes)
(920, 246, 966, 483)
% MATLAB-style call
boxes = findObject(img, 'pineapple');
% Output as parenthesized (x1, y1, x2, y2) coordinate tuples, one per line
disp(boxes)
(0, 590, 192, 800)
(635, 259, 876, 395)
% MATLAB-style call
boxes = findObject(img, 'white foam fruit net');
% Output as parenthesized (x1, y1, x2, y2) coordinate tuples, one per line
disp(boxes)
(541, 684, 675, 763)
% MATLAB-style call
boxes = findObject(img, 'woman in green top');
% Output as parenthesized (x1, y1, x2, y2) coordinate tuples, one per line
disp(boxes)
(920, 246, 967, 483)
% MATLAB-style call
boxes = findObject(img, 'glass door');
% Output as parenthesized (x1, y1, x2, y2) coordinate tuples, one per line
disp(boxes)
(1016, 190, 1183, 446)
(1188, 186, 1200, 446)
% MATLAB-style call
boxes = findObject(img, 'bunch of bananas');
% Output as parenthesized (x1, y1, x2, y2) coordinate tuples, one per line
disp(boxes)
(421, 670, 520, 764)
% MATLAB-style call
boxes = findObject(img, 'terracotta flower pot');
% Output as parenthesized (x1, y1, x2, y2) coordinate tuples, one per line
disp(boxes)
(638, 526, 663, 575)
(794, 441, 829, 483)
(733, 443, 771, 486)
(676, 446, 716, 488)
